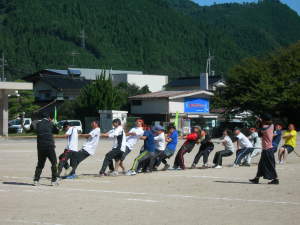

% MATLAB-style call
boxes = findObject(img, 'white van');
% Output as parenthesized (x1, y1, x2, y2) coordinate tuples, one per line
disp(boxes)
(58, 120, 83, 133)
(8, 118, 32, 133)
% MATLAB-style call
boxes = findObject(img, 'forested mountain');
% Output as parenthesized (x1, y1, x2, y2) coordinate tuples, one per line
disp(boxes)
(1, 0, 300, 80)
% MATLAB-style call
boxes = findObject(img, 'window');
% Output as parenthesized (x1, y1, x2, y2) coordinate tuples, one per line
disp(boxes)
(132, 100, 142, 106)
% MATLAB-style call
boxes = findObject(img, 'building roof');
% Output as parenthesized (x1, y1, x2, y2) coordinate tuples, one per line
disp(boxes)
(39, 76, 90, 90)
(129, 90, 213, 100)
(69, 68, 143, 80)
(167, 76, 222, 88)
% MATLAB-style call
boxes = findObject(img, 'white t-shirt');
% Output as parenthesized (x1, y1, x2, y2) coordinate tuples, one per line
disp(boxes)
(236, 132, 253, 149)
(83, 128, 101, 155)
(248, 132, 262, 149)
(126, 127, 144, 150)
(222, 136, 235, 152)
(108, 126, 127, 152)
(154, 132, 166, 151)
(65, 126, 78, 152)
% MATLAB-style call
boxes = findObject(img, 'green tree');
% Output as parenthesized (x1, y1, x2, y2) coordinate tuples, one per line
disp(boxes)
(214, 41, 300, 126)
(8, 90, 39, 119)
(74, 74, 123, 119)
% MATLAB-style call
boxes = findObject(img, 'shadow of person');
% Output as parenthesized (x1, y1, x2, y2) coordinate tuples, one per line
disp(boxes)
(214, 180, 261, 185)
(2, 181, 34, 186)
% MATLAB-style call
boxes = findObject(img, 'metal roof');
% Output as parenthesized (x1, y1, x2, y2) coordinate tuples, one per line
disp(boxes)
(167, 76, 222, 87)
(129, 90, 213, 100)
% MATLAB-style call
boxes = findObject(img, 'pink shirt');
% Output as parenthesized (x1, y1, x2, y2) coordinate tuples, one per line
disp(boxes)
(261, 124, 274, 150)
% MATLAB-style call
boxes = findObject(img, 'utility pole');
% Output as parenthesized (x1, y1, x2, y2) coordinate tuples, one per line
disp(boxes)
(0, 53, 7, 81)
(205, 50, 214, 76)
(79, 29, 86, 49)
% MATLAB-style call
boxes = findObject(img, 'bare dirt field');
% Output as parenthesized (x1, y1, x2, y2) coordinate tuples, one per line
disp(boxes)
(0, 137, 299, 225)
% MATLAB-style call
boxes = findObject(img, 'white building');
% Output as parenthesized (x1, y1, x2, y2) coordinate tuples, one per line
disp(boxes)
(129, 90, 217, 134)
(70, 68, 168, 92)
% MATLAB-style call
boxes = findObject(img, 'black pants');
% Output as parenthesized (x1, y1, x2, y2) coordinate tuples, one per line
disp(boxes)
(34, 147, 57, 182)
(193, 147, 214, 165)
(256, 149, 278, 180)
(148, 150, 163, 170)
(57, 149, 75, 176)
(213, 150, 233, 166)
(234, 148, 253, 165)
(70, 150, 90, 175)
(100, 148, 124, 174)
(120, 146, 131, 161)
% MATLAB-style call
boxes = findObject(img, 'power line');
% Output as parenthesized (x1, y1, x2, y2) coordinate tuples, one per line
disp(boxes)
(79, 29, 87, 49)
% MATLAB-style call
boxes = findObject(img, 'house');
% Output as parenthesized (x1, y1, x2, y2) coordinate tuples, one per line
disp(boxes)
(23, 69, 90, 102)
(128, 90, 218, 134)
(70, 68, 168, 92)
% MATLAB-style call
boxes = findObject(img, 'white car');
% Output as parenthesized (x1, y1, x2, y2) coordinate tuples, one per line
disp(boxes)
(58, 120, 83, 133)
(8, 118, 32, 133)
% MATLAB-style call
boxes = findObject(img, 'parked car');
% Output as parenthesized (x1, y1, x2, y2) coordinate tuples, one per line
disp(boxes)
(8, 118, 32, 133)
(58, 120, 83, 133)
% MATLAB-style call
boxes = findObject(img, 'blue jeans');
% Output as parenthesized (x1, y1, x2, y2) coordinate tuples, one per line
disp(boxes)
(234, 148, 253, 165)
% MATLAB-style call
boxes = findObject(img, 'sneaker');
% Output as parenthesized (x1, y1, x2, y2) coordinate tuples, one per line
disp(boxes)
(268, 179, 279, 185)
(33, 180, 40, 186)
(65, 174, 77, 179)
(279, 161, 284, 165)
(109, 171, 119, 177)
(137, 168, 143, 173)
(201, 164, 209, 169)
(191, 164, 196, 169)
(233, 164, 239, 168)
(214, 165, 222, 169)
(126, 170, 136, 176)
(243, 162, 251, 167)
(249, 177, 259, 184)
(99, 172, 107, 177)
(51, 180, 59, 186)
(162, 164, 170, 171)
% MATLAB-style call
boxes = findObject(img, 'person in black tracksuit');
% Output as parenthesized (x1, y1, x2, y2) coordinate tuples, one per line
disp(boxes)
(191, 133, 214, 168)
(33, 113, 59, 185)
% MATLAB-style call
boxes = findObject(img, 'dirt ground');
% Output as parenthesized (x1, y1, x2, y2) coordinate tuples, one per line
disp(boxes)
(0, 136, 299, 225)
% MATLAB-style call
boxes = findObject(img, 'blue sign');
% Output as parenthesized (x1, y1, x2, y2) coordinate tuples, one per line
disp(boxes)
(184, 98, 209, 113)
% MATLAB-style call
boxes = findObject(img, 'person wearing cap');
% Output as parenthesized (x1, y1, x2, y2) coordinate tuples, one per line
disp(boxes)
(33, 112, 59, 186)
(148, 125, 166, 171)
(191, 130, 214, 169)
(278, 124, 297, 164)
(154, 124, 178, 171)
(116, 118, 144, 173)
(232, 128, 253, 167)
(65, 120, 101, 179)
(99, 119, 127, 176)
(126, 126, 156, 176)
(250, 114, 279, 184)
(173, 126, 202, 170)
(55, 121, 79, 177)
(272, 123, 283, 154)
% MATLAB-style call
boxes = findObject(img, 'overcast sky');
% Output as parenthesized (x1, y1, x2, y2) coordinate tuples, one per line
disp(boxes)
(192, 0, 300, 15)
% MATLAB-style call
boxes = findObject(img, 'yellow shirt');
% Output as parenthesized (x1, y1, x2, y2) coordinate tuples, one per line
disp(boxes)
(284, 130, 297, 148)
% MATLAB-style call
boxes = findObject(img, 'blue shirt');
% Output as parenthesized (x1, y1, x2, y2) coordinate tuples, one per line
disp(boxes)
(143, 130, 155, 152)
(272, 130, 282, 148)
(166, 130, 178, 151)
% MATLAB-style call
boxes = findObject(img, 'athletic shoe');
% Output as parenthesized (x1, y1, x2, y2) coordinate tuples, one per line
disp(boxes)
(242, 162, 251, 167)
(162, 164, 170, 171)
(191, 164, 196, 169)
(279, 161, 284, 165)
(268, 179, 279, 185)
(65, 174, 78, 179)
(109, 171, 119, 177)
(137, 168, 143, 173)
(201, 164, 209, 169)
(249, 178, 259, 184)
(99, 172, 107, 177)
(214, 165, 222, 169)
(233, 164, 239, 168)
(126, 170, 137, 176)
(33, 181, 40, 186)
(51, 180, 59, 186)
